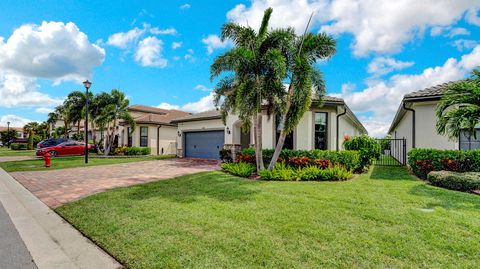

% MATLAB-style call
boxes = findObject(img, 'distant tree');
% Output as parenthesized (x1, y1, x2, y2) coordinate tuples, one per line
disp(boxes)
(436, 68, 480, 140)
(0, 130, 17, 145)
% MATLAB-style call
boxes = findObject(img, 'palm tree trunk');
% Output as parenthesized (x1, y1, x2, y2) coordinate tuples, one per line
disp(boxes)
(64, 121, 68, 138)
(77, 121, 80, 135)
(268, 83, 295, 170)
(254, 112, 264, 172)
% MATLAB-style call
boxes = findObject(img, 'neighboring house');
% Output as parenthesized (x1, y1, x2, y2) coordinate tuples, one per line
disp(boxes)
(171, 96, 367, 160)
(388, 81, 480, 155)
(118, 105, 190, 155)
(0, 127, 26, 138)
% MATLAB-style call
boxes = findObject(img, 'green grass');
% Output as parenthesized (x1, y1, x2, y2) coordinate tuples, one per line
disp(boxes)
(0, 147, 35, 156)
(56, 166, 480, 268)
(0, 155, 175, 172)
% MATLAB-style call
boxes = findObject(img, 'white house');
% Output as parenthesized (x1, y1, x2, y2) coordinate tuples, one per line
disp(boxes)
(388, 81, 480, 155)
(171, 96, 367, 159)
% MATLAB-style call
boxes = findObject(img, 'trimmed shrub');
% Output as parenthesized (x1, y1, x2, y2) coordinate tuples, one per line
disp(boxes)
(114, 146, 128, 155)
(10, 143, 28, 150)
(221, 162, 256, 177)
(125, 147, 151, 155)
(428, 171, 480, 192)
(408, 149, 480, 179)
(237, 148, 361, 172)
(343, 135, 381, 170)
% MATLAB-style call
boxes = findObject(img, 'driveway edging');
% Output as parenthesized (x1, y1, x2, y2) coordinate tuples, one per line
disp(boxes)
(0, 168, 122, 269)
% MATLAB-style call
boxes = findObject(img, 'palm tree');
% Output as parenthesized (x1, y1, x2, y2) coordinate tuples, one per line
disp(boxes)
(53, 105, 71, 138)
(97, 89, 135, 155)
(46, 111, 58, 138)
(64, 91, 87, 135)
(436, 68, 480, 140)
(211, 7, 288, 172)
(90, 92, 112, 147)
(268, 29, 336, 170)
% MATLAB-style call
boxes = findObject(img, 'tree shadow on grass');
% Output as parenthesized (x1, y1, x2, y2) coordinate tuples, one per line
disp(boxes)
(125, 171, 261, 203)
(370, 165, 417, 181)
(408, 183, 480, 211)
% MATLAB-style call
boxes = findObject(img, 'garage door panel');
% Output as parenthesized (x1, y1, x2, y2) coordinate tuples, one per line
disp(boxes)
(185, 131, 224, 159)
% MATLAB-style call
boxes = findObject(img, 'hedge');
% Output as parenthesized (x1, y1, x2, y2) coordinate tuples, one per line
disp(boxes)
(408, 149, 480, 179)
(10, 143, 28, 150)
(427, 171, 480, 192)
(125, 147, 151, 155)
(343, 135, 381, 170)
(235, 148, 361, 172)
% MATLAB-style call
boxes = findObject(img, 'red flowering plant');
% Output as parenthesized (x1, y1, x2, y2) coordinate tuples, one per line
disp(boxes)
(343, 134, 351, 142)
(416, 160, 434, 179)
(236, 153, 255, 164)
(441, 159, 464, 172)
(314, 159, 331, 169)
(287, 156, 311, 167)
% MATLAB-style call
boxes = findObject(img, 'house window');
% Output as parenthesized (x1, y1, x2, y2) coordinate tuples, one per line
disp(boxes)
(459, 129, 480, 151)
(314, 112, 328, 150)
(140, 127, 148, 147)
(275, 114, 293, 149)
(127, 127, 133, 147)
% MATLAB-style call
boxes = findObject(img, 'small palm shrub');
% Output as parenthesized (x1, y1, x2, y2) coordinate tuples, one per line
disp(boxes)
(259, 164, 353, 181)
(221, 162, 256, 177)
(10, 143, 28, 150)
(114, 146, 128, 155)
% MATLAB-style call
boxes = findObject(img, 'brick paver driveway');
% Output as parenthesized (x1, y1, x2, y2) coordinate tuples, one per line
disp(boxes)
(11, 158, 219, 208)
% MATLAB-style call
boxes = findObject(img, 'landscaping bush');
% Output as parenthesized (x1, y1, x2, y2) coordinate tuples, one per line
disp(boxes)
(10, 143, 28, 150)
(259, 163, 353, 181)
(408, 149, 480, 179)
(428, 171, 480, 192)
(219, 148, 232, 162)
(114, 146, 128, 155)
(343, 135, 381, 170)
(236, 148, 360, 172)
(221, 162, 256, 177)
(125, 147, 151, 155)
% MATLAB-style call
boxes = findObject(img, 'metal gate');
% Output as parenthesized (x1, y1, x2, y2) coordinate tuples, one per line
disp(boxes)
(375, 138, 406, 166)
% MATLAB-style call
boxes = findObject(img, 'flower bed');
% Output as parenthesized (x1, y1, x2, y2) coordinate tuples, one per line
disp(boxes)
(408, 149, 480, 179)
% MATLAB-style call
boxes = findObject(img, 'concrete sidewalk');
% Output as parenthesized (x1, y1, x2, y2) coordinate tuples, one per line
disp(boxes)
(0, 168, 122, 269)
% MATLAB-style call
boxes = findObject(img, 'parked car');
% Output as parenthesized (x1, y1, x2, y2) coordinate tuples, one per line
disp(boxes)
(8, 138, 28, 144)
(37, 138, 70, 148)
(36, 141, 95, 157)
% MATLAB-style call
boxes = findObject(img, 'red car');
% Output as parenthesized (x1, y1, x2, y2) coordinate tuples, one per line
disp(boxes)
(36, 141, 95, 157)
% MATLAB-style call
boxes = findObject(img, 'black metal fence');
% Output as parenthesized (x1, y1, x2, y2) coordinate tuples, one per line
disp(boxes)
(375, 138, 406, 166)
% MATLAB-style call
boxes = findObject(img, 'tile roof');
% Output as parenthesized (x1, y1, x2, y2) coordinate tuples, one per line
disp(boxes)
(126, 105, 190, 125)
(404, 81, 458, 100)
(171, 110, 221, 123)
(0, 127, 24, 132)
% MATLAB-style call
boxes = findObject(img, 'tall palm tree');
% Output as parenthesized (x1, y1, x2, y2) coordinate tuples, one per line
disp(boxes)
(53, 105, 70, 138)
(46, 111, 58, 138)
(64, 91, 87, 135)
(268, 30, 336, 170)
(436, 68, 480, 140)
(211, 7, 288, 172)
(97, 89, 135, 155)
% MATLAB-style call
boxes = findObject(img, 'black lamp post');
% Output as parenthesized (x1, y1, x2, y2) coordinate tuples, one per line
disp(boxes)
(83, 80, 92, 164)
(7, 121, 10, 148)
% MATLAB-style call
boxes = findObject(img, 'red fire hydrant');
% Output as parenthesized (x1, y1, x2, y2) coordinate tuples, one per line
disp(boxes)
(44, 152, 51, 168)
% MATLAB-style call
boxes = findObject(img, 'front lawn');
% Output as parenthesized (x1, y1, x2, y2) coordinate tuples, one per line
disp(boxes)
(0, 155, 175, 172)
(0, 147, 35, 156)
(56, 166, 480, 268)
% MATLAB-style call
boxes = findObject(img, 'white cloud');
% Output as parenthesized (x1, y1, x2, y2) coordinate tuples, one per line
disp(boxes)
(134, 36, 168, 68)
(0, 21, 105, 83)
(227, 0, 480, 56)
(367, 57, 414, 77)
(107, 27, 145, 49)
(35, 107, 54, 114)
(157, 102, 180, 110)
(336, 45, 480, 137)
(180, 4, 191, 10)
(0, 114, 34, 127)
(201, 34, 232, 54)
(157, 92, 215, 113)
(194, 84, 211, 92)
(171, 41, 182, 49)
(430, 26, 470, 38)
(184, 49, 195, 62)
(452, 39, 479, 51)
(150, 27, 177, 35)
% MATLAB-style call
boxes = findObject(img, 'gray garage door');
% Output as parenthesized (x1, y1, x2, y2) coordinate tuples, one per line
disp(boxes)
(184, 131, 224, 159)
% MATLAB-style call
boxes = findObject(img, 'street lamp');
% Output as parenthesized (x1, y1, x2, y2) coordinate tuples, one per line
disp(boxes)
(83, 80, 92, 164)
(7, 121, 10, 148)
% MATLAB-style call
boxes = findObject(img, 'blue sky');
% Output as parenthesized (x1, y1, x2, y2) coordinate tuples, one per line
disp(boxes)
(0, 0, 479, 136)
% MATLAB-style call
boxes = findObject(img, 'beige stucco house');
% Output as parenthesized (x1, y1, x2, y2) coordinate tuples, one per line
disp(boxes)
(171, 96, 367, 159)
(117, 105, 190, 155)
(388, 81, 479, 155)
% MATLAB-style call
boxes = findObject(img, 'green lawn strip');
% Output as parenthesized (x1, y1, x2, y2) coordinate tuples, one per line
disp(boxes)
(56, 166, 480, 268)
(0, 155, 175, 172)
(0, 147, 36, 156)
